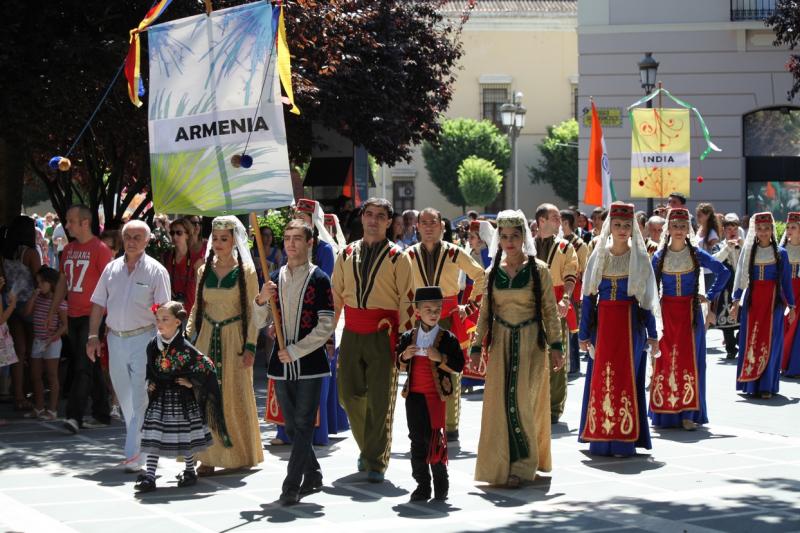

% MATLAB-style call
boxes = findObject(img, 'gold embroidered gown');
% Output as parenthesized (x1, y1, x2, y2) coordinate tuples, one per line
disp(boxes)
(186, 263, 264, 469)
(474, 260, 561, 484)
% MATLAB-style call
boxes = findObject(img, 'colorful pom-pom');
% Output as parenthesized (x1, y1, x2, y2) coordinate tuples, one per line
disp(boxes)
(230, 154, 242, 168)
(58, 157, 71, 172)
(49, 156, 61, 170)
(638, 180, 645, 187)
(240, 154, 253, 168)
(696, 175, 704, 183)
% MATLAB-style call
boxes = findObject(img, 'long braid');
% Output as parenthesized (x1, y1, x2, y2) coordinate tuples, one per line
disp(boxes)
(686, 237, 702, 323)
(236, 252, 248, 355)
(745, 240, 758, 308)
(193, 250, 215, 339)
(528, 255, 547, 349)
(483, 242, 503, 349)
(655, 238, 667, 294)
(772, 236, 784, 308)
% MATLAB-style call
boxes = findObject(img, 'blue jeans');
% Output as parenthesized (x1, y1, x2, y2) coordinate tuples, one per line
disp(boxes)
(274, 378, 323, 493)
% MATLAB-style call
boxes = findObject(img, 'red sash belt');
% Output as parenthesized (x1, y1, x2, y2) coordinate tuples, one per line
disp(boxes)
(782, 277, 800, 370)
(554, 285, 577, 332)
(650, 296, 699, 413)
(344, 306, 399, 360)
(739, 280, 776, 382)
(580, 300, 640, 442)
(442, 295, 470, 353)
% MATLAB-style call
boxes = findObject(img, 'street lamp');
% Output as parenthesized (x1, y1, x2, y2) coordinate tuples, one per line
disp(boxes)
(501, 91, 526, 210)
(638, 52, 659, 214)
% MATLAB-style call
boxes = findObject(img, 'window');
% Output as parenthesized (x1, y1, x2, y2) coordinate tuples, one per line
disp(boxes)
(393, 181, 415, 213)
(481, 84, 509, 128)
(744, 107, 800, 218)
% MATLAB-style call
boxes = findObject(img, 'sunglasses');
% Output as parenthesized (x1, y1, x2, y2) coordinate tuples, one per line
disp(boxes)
(169, 230, 185, 236)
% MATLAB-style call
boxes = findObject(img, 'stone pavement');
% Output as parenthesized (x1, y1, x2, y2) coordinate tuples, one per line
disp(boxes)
(1, 329, 799, 533)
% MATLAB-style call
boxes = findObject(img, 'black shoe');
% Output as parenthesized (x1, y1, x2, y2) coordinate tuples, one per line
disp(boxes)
(551, 415, 560, 424)
(176, 470, 197, 487)
(409, 484, 431, 502)
(446, 430, 459, 442)
(726, 353, 736, 360)
(299, 474, 323, 496)
(280, 490, 300, 506)
(135, 477, 156, 493)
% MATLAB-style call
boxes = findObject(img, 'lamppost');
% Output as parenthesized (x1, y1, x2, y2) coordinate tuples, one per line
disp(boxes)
(638, 52, 659, 215)
(500, 91, 527, 210)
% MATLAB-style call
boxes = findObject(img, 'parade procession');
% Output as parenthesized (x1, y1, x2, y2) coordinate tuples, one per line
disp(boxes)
(2, 1, 800, 532)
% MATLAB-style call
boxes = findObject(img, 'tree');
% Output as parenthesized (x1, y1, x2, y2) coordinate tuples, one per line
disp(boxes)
(0, 1, 470, 225)
(457, 156, 503, 208)
(529, 118, 579, 205)
(422, 118, 511, 211)
(768, 1, 800, 100)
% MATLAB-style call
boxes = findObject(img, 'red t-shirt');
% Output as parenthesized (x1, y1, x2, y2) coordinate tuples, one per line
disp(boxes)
(60, 237, 114, 317)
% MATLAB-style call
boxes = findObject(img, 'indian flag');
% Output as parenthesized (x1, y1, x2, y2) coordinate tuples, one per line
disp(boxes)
(584, 101, 615, 207)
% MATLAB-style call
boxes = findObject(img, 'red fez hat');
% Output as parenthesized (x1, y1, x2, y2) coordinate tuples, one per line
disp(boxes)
(469, 220, 481, 232)
(753, 212, 774, 225)
(787, 212, 800, 224)
(668, 208, 690, 221)
(296, 199, 316, 213)
(609, 202, 635, 220)
(324, 213, 336, 225)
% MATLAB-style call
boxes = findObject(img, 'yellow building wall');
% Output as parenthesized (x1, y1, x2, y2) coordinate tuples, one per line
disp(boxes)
(387, 17, 578, 220)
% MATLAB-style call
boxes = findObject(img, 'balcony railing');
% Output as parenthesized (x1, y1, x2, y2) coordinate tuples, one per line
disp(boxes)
(731, 0, 776, 21)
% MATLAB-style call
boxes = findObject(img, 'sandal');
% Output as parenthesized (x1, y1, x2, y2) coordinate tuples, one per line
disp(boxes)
(506, 475, 522, 489)
(40, 410, 57, 421)
(24, 408, 44, 419)
(176, 470, 198, 487)
(196, 465, 215, 477)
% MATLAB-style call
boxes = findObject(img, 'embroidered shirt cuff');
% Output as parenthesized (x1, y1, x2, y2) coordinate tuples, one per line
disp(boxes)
(244, 342, 256, 353)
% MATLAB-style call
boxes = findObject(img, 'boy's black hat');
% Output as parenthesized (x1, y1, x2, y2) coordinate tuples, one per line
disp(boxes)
(414, 286, 443, 303)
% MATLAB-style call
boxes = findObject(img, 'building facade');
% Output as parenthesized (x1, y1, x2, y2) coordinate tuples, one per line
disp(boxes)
(378, 0, 578, 219)
(578, 0, 800, 218)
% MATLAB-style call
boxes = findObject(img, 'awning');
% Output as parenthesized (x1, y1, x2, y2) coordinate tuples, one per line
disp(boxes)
(303, 157, 376, 187)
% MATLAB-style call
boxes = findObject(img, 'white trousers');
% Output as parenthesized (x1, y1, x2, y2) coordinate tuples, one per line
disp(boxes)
(107, 329, 152, 461)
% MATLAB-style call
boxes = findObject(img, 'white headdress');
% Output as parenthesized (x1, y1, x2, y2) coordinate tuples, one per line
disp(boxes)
(488, 210, 536, 266)
(733, 212, 778, 296)
(208, 216, 255, 270)
(295, 199, 336, 249)
(466, 219, 496, 256)
(582, 202, 658, 312)
(324, 213, 346, 253)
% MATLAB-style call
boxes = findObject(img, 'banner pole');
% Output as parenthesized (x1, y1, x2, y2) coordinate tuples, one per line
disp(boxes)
(249, 212, 286, 351)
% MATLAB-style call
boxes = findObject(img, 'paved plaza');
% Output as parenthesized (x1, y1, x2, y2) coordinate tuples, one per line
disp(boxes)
(1, 329, 799, 533)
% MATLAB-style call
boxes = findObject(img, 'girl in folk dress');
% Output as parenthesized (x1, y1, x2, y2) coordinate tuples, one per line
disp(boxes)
(136, 301, 229, 493)
(474, 210, 563, 488)
(730, 212, 796, 399)
(780, 212, 800, 378)
(187, 216, 263, 475)
(649, 208, 730, 431)
(578, 202, 659, 457)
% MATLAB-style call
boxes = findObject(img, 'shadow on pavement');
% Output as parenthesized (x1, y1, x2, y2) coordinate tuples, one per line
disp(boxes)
(551, 422, 578, 440)
(735, 393, 800, 407)
(228, 501, 325, 529)
(652, 426, 736, 444)
(391, 499, 463, 519)
(458, 477, 800, 532)
(579, 451, 666, 475)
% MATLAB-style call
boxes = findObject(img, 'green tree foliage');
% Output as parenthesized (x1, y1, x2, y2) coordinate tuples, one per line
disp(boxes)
(768, 1, 800, 100)
(457, 156, 503, 208)
(0, 1, 468, 225)
(422, 119, 510, 210)
(529, 118, 579, 205)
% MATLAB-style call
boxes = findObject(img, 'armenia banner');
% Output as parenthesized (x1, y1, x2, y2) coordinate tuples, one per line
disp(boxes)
(630, 108, 690, 199)
(147, 2, 293, 215)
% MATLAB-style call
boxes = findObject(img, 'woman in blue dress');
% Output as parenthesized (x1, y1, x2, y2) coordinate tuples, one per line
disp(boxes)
(578, 202, 659, 457)
(270, 199, 348, 446)
(649, 208, 730, 430)
(730, 212, 796, 399)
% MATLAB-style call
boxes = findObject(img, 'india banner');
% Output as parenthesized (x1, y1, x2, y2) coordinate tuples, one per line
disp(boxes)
(147, 2, 293, 215)
(630, 108, 690, 199)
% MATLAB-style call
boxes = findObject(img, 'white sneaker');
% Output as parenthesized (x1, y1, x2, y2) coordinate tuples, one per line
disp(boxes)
(110, 405, 122, 420)
(63, 418, 79, 434)
(83, 418, 110, 429)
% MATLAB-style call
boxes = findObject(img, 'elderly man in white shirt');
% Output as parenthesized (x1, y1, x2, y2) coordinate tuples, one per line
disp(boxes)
(87, 220, 170, 471)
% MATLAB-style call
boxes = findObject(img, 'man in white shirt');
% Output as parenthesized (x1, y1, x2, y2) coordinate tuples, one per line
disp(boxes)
(87, 220, 170, 471)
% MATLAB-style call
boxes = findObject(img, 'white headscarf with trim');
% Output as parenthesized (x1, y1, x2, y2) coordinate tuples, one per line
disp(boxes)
(324, 214, 346, 253)
(207, 215, 255, 270)
(488, 210, 536, 266)
(733, 212, 779, 297)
